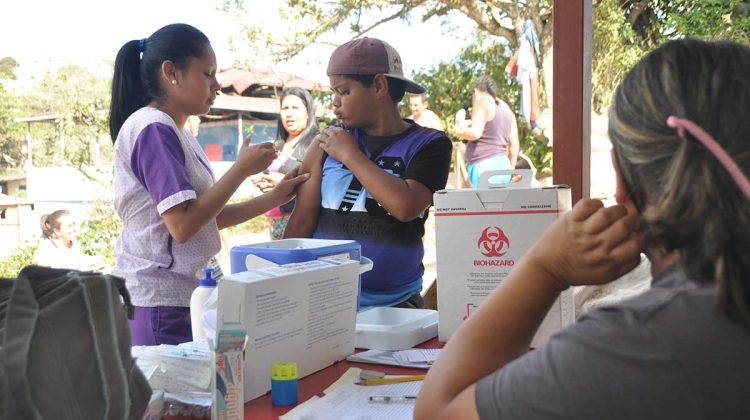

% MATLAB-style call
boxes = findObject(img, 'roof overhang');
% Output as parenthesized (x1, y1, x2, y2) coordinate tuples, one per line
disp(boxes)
(210, 95, 279, 114)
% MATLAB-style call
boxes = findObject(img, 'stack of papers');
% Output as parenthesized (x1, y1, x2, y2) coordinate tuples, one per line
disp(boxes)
(346, 349, 440, 369)
(282, 368, 424, 420)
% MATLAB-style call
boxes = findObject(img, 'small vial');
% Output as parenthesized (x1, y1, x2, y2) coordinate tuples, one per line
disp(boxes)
(271, 362, 299, 406)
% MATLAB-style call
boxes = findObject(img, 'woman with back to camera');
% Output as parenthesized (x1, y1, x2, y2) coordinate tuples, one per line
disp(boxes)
(454, 75, 519, 187)
(415, 38, 750, 419)
(35, 209, 105, 271)
(252, 87, 320, 239)
(108, 23, 309, 346)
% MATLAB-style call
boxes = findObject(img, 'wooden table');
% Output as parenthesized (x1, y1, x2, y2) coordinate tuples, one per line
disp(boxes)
(247, 338, 441, 418)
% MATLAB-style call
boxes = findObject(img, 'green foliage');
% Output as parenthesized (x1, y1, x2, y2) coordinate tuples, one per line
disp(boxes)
(224, 195, 272, 236)
(0, 64, 111, 169)
(0, 57, 18, 80)
(38, 65, 112, 167)
(410, 38, 552, 178)
(0, 81, 27, 167)
(665, 0, 750, 43)
(0, 200, 120, 276)
(592, 0, 647, 113)
(592, 0, 750, 113)
(0, 241, 37, 278)
(78, 199, 121, 267)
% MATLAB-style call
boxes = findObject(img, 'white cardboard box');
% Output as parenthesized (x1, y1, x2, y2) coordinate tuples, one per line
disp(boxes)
(217, 259, 360, 402)
(434, 170, 575, 348)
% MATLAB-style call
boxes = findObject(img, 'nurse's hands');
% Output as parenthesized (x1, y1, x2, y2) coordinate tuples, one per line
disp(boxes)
(235, 136, 277, 175)
(268, 167, 310, 207)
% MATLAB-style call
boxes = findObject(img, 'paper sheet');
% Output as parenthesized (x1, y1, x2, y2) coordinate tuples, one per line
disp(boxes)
(393, 349, 440, 364)
(279, 396, 320, 420)
(284, 379, 422, 419)
(323, 368, 362, 394)
(346, 349, 440, 369)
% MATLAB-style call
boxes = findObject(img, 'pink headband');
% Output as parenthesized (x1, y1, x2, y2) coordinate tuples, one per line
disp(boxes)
(666, 116, 750, 201)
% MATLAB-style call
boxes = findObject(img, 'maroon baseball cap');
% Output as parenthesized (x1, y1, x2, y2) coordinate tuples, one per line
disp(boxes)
(327, 37, 426, 94)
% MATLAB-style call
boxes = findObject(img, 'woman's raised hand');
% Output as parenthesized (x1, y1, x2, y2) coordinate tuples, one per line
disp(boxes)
(525, 198, 646, 291)
(235, 136, 277, 175)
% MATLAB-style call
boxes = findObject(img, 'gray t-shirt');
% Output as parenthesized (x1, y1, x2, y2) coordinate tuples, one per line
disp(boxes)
(475, 265, 750, 419)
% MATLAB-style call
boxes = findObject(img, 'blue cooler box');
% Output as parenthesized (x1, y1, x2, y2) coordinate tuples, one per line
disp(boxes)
(230, 239, 362, 274)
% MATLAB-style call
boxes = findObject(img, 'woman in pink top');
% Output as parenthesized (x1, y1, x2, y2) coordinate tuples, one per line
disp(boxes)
(253, 87, 320, 239)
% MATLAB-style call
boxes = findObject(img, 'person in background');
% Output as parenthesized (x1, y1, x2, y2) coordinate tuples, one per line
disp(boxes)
(512, 151, 542, 187)
(415, 38, 750, 419)
(108, 23, 309, 346)
(34, 210, 106, 271)
(454, 75, 519, 187)
(284, 37, 452, 309)
(186, 115, 201, 137)
(252, 87, 320, 239)
(408, 93, 444, 131)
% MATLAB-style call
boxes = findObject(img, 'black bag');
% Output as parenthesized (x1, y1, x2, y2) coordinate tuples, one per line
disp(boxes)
(0, 266, 151, 420)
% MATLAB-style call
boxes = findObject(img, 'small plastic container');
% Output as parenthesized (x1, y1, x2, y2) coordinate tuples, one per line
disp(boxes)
(355, 307, 438, 351)
(271, 362, 298, 406)
(190, 268, 216, 341)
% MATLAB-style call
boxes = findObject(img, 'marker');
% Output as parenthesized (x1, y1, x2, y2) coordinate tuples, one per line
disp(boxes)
(355, 374, 426, 386)
(368, 395, 417, 403)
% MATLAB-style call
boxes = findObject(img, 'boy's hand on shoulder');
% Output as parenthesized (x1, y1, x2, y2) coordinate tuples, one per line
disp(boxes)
(318, 127, 359, 164)
(236, 136, 277, 175)
(526, 199, 645, 291)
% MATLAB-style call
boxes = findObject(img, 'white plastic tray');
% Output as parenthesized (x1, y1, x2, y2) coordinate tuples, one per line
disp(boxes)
(355, 307, 438, 351)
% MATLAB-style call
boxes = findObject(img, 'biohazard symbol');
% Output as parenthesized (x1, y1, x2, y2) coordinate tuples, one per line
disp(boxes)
(477, 226, 510, 257)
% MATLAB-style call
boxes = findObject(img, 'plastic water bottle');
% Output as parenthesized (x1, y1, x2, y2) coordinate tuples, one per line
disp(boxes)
(190, 268, 216, 341)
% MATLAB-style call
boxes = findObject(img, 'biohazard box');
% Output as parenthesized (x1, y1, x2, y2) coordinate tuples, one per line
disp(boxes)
(434, 170, 575, 348)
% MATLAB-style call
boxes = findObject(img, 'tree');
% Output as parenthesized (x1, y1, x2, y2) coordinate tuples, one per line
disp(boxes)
(221, 1, 551, 59)
(220, 0, 749, 175)
(0, 57, 26, 168)
(221, 0, 553, 103)
(223, 0, 750, 115)
(221, 1, 553, 174)
(409, 36, 551, 178)
(3, 65, 112, 168)
(0, 57, 18, 80)
(592, 0, 750, 112)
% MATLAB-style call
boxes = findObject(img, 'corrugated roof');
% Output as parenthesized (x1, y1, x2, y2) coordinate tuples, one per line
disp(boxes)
(217, 68, 328, 95)
(211, 94, 279, 114)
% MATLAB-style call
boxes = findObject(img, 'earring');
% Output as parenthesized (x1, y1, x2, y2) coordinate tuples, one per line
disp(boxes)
(171, 80, 177, 85)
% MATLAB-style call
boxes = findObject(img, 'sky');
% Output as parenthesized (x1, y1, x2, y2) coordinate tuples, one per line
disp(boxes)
(0, 0, 478, 84)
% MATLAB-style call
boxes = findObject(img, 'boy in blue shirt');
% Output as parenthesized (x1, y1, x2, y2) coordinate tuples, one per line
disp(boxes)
(285, 37, 452, 309)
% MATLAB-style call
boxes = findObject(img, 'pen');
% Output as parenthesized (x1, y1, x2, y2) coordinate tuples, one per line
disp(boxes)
(368, 395, 417, 403)
(356, 374, 426, 386)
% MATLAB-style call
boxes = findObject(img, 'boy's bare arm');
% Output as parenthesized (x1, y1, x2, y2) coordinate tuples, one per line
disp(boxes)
(283, 138, 325, 238)
(318, 128, 433, 222)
